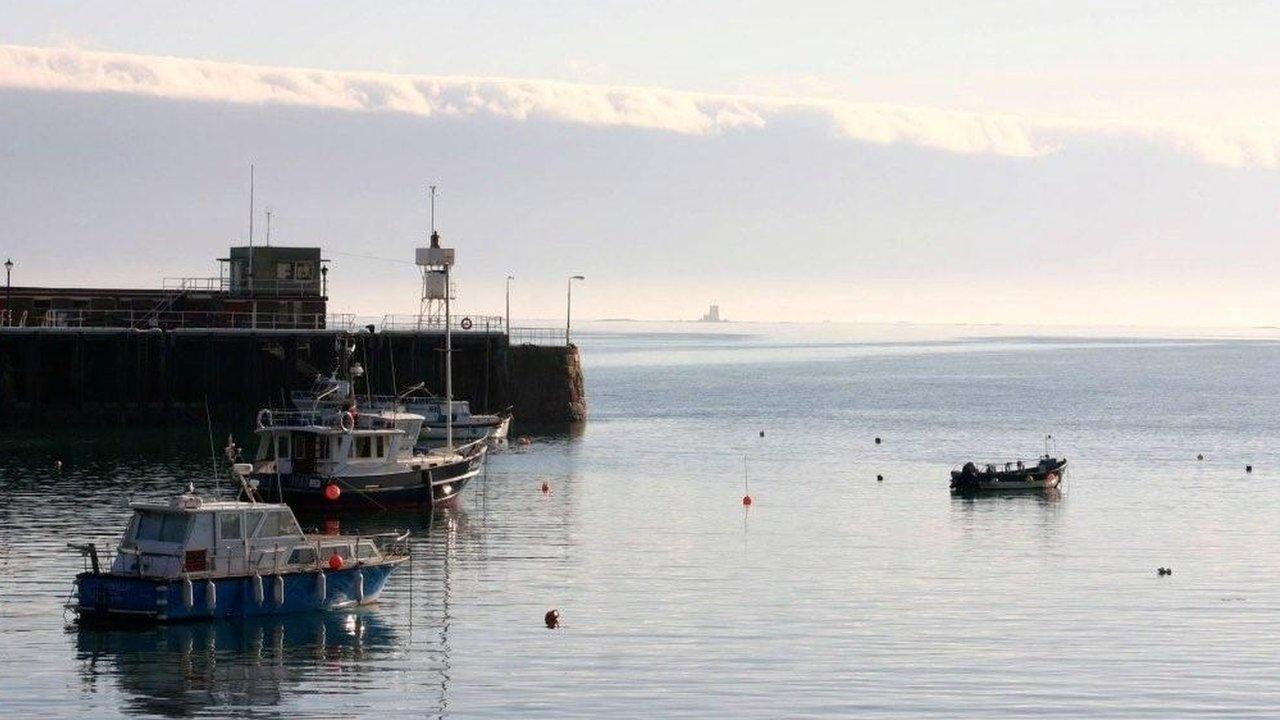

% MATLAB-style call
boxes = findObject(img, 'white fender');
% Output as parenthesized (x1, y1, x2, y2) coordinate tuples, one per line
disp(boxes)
(182, 578, 194, 609)
(355, 570, 365, 603)
(205, 580, 217, 611)
(273, 574, 285, 606)
(315, 571, 326, 600)
(252, 574, 264, 604)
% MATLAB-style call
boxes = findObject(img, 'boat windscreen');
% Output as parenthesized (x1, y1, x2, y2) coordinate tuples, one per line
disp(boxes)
(135, 512, 190, 544)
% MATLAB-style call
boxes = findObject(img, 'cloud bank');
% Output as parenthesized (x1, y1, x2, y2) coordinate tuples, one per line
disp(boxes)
(1, 44, 1277, 168)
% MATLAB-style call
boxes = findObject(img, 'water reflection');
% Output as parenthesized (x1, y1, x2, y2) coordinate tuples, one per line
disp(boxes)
(949, 487, 1063, 507)
(73, 612, 397, 718)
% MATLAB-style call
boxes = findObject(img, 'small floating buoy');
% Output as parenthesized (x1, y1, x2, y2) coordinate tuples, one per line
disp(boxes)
(1246, 465, 1253, 473)
(874, 437, 881, 445)
(54, 459, 63, 470)
(759, 430, 764, 438)
(544, 609, 560, 629)
(328, 554, 343, 571)
(876, 474, 883, 482)
(1157, 567, 1172, 576)
(742, 494, 753, 506)
(1196, 454, 1204, 461)
(541, 481, 550, 493)
(323, 483, 341, 501)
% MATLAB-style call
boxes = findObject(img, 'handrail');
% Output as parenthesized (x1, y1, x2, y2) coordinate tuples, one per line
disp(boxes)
(21, 309, 357, 331)
(380, 314, 504, 332)
(508, 326, 566, 346)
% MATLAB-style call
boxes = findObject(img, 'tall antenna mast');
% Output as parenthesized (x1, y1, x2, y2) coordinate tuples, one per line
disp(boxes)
(248, 164, 255, 248)
(247, 164, 256, 287)
(429, 184, 438, 234)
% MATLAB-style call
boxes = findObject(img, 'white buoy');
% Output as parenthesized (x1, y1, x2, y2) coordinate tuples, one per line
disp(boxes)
(315, 571, 326, 601)
(273, 574, 285, 606)
(252, 574, 264, 604)
(205, 580, 217, 611)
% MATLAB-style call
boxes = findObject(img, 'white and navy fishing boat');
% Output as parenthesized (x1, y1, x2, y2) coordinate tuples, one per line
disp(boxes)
(295, 377, 511, 448)
(248, 404, 486, 511)
(950, 456, 1067, 494)
(68, 467, 409, 624)
(400, 391, 512, 446)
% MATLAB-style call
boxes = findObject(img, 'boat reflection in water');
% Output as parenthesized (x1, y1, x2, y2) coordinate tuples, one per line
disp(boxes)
(73, 611, 398, 717)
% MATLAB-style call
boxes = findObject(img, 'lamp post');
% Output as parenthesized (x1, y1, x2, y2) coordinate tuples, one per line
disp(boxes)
(3, 258, 12, 326)
(505, 275, 514, 336)
(566, 275, 585, 346)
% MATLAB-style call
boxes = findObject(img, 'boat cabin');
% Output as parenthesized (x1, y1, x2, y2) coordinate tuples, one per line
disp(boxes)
(109, 494, 385, 580)
(252, 409, 425, 475)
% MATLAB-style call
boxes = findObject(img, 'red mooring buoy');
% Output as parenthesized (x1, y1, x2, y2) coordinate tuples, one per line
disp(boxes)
(541, 481, 550, 493)
(742, 494, 753, 506)
(324, 483, 341, 501)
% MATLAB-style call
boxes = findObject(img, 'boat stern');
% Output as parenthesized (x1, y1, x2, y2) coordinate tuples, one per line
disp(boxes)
(74, 573, 167, 623)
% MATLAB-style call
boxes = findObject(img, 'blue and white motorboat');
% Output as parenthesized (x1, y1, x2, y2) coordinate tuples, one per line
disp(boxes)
(68, 466, 410, 624)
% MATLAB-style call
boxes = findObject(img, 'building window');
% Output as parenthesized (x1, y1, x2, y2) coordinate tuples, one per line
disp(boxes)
(276, 262, 294, 280)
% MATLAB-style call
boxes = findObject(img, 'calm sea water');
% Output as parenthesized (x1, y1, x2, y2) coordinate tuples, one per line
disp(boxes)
(2, 322, 1279, 718)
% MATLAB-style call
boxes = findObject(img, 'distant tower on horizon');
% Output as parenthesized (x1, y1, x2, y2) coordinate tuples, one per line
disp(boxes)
(699, 304, 725, 322)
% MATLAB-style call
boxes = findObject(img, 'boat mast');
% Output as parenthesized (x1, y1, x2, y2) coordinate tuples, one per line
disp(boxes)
(415, 184, 455, 451)
(445, 257, 453, 451)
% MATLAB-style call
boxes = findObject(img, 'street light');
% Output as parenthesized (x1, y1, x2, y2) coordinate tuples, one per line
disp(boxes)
(566, 275, 585, 346)
(3, 258, 12, 327)
(505, 275, 514, 336)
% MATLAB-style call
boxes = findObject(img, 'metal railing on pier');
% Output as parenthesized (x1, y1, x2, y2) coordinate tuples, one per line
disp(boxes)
(508, 327, 565, 346)
(379, 314, 506, 333)
(163, 276, 324, 297)
(23, 309, 357, 331)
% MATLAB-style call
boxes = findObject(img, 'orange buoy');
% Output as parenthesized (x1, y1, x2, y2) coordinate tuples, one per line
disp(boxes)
(742, 494, 753, 506)
(541, 481, 550, 493)
(328, 554, 343, 571)
(323, 483, 341, 501)
(544, 609, 560, 628)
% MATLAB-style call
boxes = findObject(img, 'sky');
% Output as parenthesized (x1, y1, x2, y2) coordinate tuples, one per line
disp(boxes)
(1, 2, 1279, 326)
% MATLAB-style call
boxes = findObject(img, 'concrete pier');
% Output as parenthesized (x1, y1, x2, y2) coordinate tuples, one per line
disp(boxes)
(0, 327, 585, 428)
